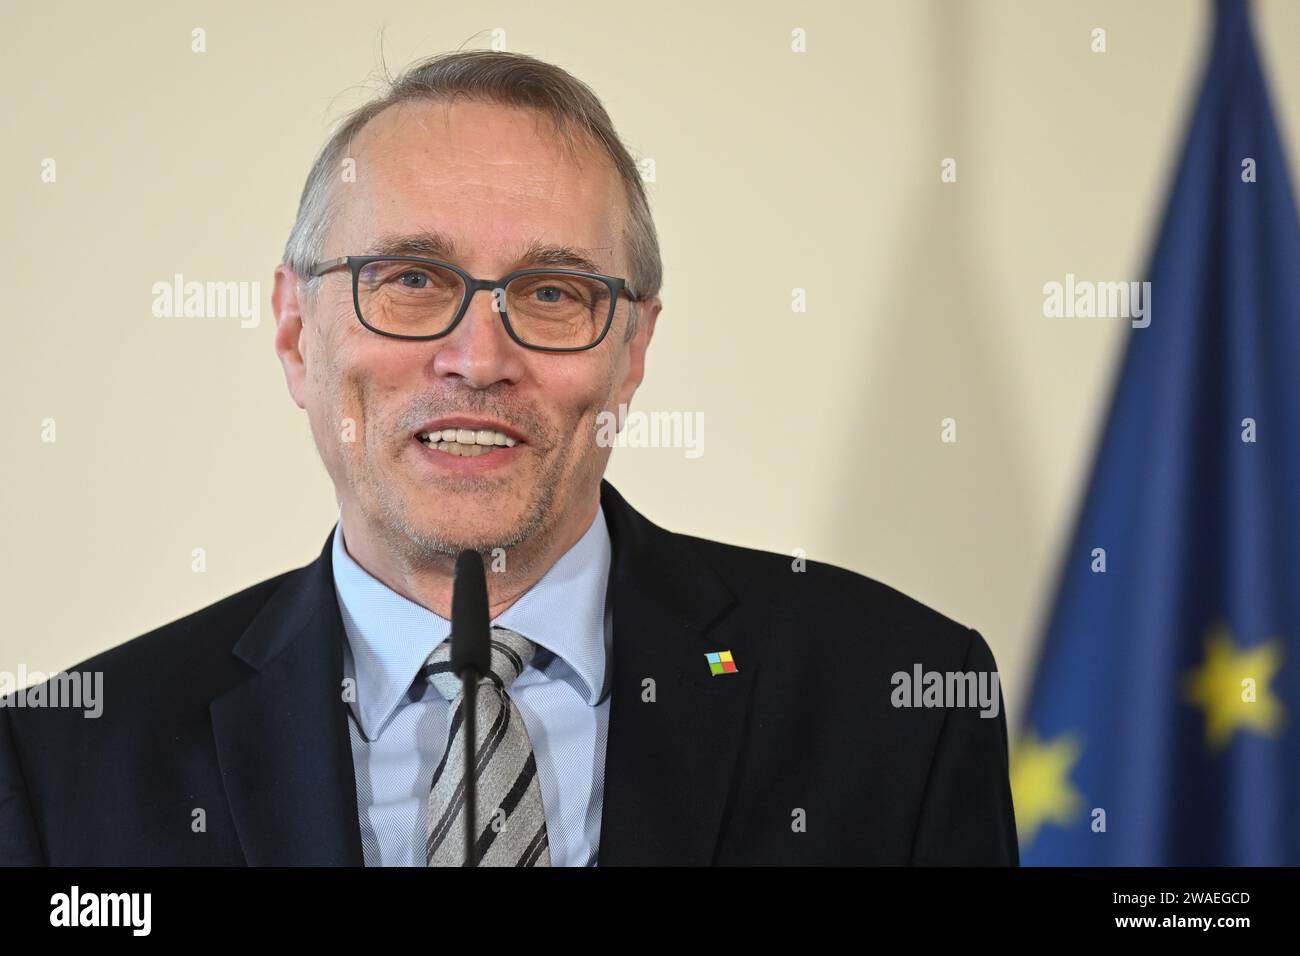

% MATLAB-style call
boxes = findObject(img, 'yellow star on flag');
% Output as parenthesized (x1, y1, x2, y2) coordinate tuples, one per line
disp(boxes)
(1183, 623, 1284, 753)
(1010, 730, 1084, 847)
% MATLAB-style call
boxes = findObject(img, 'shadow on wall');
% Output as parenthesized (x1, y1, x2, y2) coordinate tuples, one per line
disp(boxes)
(826, 1, 1040, 655)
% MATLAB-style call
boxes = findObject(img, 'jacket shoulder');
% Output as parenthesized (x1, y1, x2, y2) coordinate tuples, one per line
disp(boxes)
(5, 568, 299, 732)
(68, 569, 296, 678)
(670, 530, 988, 668)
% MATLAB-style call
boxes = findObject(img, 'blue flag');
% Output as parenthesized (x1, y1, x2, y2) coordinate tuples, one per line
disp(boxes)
(1016, 0, 1300, 865)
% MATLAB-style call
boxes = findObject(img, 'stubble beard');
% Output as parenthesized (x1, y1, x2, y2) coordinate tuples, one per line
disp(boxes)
(354, 424, 579, 581)
(328, 361, 616, 580)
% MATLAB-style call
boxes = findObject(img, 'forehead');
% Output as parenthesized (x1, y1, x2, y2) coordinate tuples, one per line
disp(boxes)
(335, 98, 624, 270)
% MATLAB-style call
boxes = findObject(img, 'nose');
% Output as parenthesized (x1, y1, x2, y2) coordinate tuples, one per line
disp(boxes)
(431, 286, 527, 388)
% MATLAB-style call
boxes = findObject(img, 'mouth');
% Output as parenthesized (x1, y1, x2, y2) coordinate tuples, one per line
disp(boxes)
(416, 427, 516, 457)
(413, 419, 525, 460)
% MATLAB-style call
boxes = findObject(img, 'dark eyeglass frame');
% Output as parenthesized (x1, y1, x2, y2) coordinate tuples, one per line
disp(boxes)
(309, 255, 645, 353)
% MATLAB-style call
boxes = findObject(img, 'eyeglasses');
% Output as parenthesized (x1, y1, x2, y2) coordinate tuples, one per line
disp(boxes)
(308, 255, 644, 352)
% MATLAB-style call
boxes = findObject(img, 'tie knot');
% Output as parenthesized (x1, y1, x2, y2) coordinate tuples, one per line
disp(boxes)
(423, 626, 539, 701)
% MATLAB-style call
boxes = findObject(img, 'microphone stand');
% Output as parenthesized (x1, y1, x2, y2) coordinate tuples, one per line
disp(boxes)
(450, 549, 491, 867)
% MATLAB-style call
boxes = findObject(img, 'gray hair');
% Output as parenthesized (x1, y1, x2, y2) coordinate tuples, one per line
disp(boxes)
(281, 50, 661, 342)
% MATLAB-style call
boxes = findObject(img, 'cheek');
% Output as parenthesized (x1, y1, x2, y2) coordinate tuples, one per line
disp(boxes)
(584, 355, 627, 422)
(547, 358, 624, 461)
(543, 357, 618, 424)
(307, 330, 379, 453)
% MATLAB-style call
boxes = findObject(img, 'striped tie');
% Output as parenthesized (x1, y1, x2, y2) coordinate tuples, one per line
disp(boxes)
(422, 625, 551, 866)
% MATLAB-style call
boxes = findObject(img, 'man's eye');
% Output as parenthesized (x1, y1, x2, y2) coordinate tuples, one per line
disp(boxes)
(396, 271, 430, 288)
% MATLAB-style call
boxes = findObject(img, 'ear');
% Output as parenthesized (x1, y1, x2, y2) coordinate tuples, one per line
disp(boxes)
(615, 295, 661, 409)
(272, 264, 310, 409)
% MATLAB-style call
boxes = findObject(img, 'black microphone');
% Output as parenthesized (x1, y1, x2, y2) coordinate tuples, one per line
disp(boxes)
(449, 548, 491, 866)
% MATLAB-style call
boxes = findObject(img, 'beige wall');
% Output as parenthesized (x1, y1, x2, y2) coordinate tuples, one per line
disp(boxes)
(5, 0, 1299, 732)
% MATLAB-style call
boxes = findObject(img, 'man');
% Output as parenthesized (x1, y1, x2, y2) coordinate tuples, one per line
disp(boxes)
(0, 51, 1017, 866)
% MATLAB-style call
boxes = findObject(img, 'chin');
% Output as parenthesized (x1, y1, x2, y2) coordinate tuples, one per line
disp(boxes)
(406, 510, 526, 552)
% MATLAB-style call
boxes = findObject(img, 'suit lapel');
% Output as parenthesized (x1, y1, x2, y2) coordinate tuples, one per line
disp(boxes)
(596, 480, 755, 865)
(210, 528, 364, 865)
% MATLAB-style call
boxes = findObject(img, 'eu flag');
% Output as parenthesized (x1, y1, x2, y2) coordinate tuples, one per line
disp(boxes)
(1016, 0, 1300, 865)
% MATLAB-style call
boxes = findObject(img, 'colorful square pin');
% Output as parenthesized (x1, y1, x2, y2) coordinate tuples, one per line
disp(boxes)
(705, 650, 738, 676)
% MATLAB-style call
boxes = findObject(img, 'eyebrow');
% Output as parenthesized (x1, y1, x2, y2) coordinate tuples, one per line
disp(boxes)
(364, 231, 611, 275)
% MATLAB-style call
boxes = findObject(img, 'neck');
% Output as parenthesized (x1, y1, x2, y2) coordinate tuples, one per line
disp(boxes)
(338, 493, 600, 619)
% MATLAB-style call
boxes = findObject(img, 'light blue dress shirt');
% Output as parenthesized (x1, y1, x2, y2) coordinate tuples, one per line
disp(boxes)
(331, 504, 611, 866)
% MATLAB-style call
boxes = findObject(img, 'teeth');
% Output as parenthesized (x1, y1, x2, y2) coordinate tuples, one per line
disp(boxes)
(418, 428, 518, 453)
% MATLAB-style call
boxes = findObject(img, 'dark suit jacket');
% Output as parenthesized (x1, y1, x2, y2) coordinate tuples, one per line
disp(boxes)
(0, 480, 1017, 865)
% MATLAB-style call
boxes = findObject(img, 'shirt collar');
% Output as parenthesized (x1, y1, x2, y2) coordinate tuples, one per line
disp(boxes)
(332, 504, 611, 741)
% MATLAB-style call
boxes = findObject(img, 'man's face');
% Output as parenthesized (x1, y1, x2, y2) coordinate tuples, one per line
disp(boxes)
(275, 99, 658, 565)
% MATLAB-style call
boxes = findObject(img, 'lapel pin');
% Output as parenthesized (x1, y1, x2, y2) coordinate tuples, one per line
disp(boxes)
(705, 650, 738, 676)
